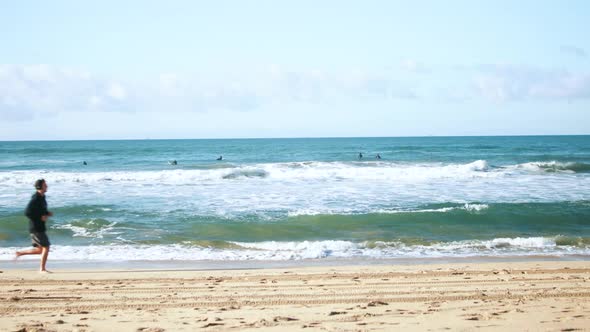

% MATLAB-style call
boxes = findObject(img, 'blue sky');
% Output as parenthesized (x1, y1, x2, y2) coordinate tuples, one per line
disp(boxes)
(1, 0, 589, 140)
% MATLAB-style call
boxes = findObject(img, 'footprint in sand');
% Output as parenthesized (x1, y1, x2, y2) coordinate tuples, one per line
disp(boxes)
(201, 323, 224, 328)
(464, 313, 491, 321)
(368, 301, 388, 307)
(273, 316, 298, 322)
(17, 321, 45, 330)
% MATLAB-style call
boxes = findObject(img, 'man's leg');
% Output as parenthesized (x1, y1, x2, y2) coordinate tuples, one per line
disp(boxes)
(15, 247, 43, 259)
(40, 246, 49, 272)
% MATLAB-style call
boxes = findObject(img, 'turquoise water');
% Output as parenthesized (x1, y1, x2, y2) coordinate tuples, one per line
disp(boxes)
(1, 136, 589, 261)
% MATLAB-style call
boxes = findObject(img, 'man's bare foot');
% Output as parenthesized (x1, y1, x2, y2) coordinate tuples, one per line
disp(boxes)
(39, 270, 52, 274)
(13, 252, 21, 262)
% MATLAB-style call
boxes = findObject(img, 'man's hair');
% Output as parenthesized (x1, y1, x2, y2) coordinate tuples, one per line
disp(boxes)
(34, 179, 45, 190)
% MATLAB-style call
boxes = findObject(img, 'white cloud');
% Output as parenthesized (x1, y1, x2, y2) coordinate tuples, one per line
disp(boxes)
(530, 73, 590, 100)
(0, 65, 131, 119)
(158, 74, 177, 95)
(262, 67, 420, 102)
(400, 59, 429, 73)
(475, 75, 512, 103)
(1, 63, 589, 123)
(473, 65, 590, 102)
(0, 64, 424, 121)
(560, 45, 587, 58)
(107, 82, 127, 100)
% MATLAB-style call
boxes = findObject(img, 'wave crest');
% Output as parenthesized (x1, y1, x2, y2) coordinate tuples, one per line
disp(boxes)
(222, 168, 268, 180)
(1, 236, 588, 261)
(518, 161, 590, 173)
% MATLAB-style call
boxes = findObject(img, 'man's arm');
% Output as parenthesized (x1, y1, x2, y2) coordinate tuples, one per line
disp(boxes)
(41, 211, 52, 222)
(25, 195, 51, 221)
(25, 196, 42, 220)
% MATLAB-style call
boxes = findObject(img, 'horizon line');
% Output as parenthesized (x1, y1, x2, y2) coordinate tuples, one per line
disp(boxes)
(1, 133, 589, 142)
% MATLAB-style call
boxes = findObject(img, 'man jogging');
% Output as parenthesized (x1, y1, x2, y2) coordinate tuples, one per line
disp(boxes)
(15, 179, 53, 273)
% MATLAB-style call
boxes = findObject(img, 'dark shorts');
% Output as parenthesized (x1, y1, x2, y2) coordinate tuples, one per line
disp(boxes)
(31, 232, 50, 248)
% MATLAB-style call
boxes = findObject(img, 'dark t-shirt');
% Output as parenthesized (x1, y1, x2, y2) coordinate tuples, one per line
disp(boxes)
(24, 192, 48, 233)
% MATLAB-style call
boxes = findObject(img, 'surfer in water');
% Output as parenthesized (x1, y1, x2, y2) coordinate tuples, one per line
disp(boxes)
(170, 160, 177, 165)
(358, 152, 363, 160)
(216, 155, 223, 161)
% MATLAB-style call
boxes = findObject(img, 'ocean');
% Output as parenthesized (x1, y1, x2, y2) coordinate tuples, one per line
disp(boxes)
(1, 136, 589, 266)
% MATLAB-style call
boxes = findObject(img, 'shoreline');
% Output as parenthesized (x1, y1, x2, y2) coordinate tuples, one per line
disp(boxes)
(2, 260, 590, 331)
(4, 254, 590, 271)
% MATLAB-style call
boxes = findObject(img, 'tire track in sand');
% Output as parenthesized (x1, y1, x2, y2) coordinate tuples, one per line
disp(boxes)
(2, 269, 590, 314)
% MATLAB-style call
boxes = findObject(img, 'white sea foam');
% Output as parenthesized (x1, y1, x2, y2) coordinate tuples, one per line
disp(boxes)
(1, 160, 588, 215)
(488, 237, 553, 248)
(53, 220, 119, 238)
(287, 209, 349, 217)
(464, 160, 489, 172)
(509, 161, 590, 174)
(288, 204, 488, 217)
(463, 204, 489, 212)
(0, 160, 499, 187)
(1, 236, 588, 262)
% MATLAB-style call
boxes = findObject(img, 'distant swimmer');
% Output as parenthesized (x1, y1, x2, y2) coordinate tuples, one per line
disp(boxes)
(169, 160, 177, 165)
(376, 154, 381, 160)
(358, 152, 363, 160)
(216, 155, 223, 161)
(83, 161, 87, 165)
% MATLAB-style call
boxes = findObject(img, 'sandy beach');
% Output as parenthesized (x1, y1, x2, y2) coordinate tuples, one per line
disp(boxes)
(1, 261, 589, 331)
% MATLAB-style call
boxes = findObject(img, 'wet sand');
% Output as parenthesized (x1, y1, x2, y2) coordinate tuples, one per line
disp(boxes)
(1, 261, 590, 331)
